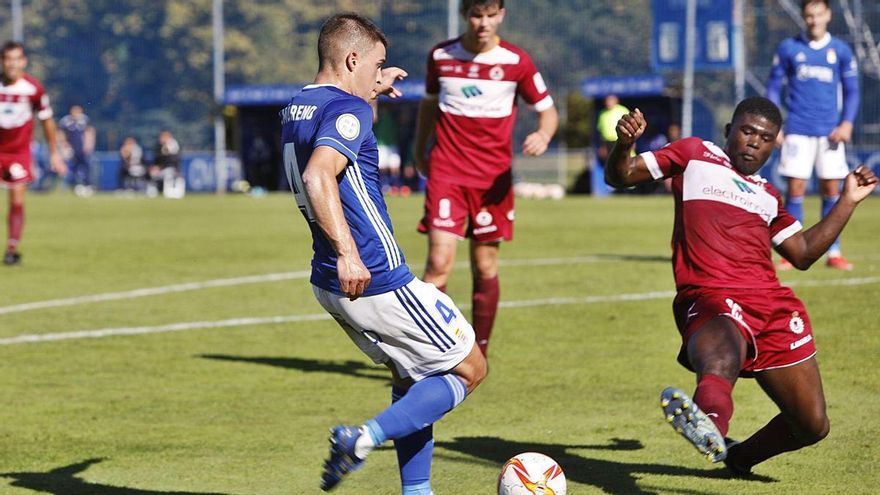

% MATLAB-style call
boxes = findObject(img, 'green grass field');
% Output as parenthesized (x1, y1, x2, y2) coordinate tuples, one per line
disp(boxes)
(1, 191, 878, 495)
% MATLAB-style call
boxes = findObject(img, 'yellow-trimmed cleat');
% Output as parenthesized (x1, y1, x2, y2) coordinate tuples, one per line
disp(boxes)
(660, 387, 727, 462)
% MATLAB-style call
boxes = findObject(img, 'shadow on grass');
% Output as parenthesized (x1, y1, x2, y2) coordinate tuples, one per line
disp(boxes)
(435, 436, 775, 495)
(594, 253, 671, 263)
(199, 354, 388, 383)
(0, 458, 232, 495)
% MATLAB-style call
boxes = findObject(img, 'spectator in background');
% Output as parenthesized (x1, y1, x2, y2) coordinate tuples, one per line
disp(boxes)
(149, 130, 184, 198)
(59, 105, 95, 197)
(596, 94, 630, 167)
(118, 136, 145, 192)
(373, 104, 402, 195)
(394, 108, 418, 194)
(244, 133, 273, 193)
(649, 123, 681, 193)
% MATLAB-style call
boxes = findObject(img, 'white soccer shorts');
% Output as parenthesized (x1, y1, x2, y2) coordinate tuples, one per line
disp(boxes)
(778, 134, 849, 180)
(312, 278, 475, 381)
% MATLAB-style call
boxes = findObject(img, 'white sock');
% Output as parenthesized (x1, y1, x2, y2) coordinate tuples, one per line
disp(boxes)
(354, 426, 376, 459)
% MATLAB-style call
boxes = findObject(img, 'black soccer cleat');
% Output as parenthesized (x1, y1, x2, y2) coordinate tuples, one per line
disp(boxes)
(722, 438, 754, 477)
(3, 251, 21, 266)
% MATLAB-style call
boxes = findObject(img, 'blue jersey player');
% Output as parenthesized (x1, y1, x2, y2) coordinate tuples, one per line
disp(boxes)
(767, 0, 860, 270)
(280, 14, 487, 494)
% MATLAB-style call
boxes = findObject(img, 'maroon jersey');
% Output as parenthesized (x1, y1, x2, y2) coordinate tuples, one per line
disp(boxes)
(641, 137, 801, 290)
(426, 38, 553, 188)
(0, 73, 52, 155)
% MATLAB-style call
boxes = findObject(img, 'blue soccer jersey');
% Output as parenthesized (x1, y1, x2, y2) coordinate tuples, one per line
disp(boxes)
(767, 33, 859, 137)
(280, 84, 414, 296)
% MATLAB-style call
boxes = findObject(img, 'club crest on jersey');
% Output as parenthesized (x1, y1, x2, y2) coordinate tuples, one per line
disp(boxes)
(795, 52, 806, 62)
(826, 49, 837, 64)
(335, 113, 360, 141)
(489, 65, 505, 80)
(475, 210, 493, 226)
(789, 311, 805, 334)
(8, 163, 26, 180)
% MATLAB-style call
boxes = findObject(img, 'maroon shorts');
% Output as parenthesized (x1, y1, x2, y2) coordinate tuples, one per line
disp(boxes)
(418, 175, 514, 242)
(0, 152, 32, 185)
(672, 286, 817, 376)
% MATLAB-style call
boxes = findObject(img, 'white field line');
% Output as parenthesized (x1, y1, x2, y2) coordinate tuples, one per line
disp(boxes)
(2, 275, 878, 346)
(0, 289, 674, 346)
(0, 256, 623, 316)
(0, 271, 312, 315)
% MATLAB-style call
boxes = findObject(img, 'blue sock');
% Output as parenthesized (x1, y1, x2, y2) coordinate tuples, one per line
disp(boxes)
(388, 385, 435, 495)
(402, 480, 433, 495)
(822, 194, 841, 255)
(370, 374, 467, 441)
(786, 193, 804, 224)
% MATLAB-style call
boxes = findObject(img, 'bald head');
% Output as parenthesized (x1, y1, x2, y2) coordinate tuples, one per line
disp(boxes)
(318, 14, 387, 70)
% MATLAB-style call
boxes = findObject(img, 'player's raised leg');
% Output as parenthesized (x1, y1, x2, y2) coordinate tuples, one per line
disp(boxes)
(318, 280, 487, 492)
(469, 240, 500, 356)
(322, 345, 486, 491)
(662, 316, 746, 462)
(724, 357, 829, 475)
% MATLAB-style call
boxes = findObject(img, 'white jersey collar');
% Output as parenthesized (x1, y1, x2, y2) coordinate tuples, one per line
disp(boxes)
(804, 32, 832, 50)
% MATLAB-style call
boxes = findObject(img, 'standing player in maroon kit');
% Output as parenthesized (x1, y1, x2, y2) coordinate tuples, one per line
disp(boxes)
(414, 0, 558, 356)
(606, 97, 876, 474)
(0, 41, 65, 265)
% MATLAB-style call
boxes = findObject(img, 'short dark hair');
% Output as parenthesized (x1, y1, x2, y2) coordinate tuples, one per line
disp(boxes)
(460, 0, 504, 15)
(731, 97, 783, 129)
(1, 41, 25, 57)
(318, 14, 387, 70)
(801, 0, 829, 10)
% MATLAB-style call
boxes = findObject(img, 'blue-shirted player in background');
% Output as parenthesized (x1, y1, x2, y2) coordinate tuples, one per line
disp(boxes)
(280, 13, 488, 494)
(767, 0, 860, 271)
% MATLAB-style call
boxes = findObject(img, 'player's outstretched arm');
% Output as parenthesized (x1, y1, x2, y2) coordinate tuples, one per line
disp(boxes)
(302, 146, 371, 299)
(777, 165, 878, 269)
(523, 105, 558, 156)
(414, 95, 440, 176)
(604, 108, 653, 188)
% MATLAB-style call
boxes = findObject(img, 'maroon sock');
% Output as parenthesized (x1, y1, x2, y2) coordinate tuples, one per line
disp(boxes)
(7, 204, 23, 253)
(693, 373, 734, 436)
(471, 276, 499, 356)
(728, 414, 807, 470)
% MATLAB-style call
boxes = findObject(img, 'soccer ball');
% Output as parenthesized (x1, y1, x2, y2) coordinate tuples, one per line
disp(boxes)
(497, 452, 566, 495)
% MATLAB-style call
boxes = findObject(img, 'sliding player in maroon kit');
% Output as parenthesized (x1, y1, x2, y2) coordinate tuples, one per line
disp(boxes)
(414, 0, 558, 356)
(606, 97, 876, 474)
(0, 41, 66, 265)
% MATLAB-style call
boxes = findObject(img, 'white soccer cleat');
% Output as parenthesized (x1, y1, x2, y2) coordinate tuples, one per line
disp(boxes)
(660, 387, 727, 462)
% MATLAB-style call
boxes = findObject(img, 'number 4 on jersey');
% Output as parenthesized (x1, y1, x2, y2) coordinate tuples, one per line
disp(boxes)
(435, 299, 456, 324)
(283, 143, 316, 222)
